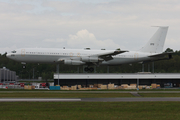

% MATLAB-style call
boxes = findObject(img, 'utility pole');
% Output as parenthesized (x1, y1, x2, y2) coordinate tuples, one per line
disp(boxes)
(57, 64, 59, 85)
(107, 66, 109, 73)
(142, 64, 144, 72)
(33, 68, 34, 79)
(152, 62, 154, 73)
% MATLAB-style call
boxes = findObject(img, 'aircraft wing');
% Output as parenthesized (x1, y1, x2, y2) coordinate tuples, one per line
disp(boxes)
(57, 50, 128, 64)
(91, 50, 128, 61)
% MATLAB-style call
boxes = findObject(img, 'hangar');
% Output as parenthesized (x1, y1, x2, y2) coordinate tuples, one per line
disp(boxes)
(0, 67, 17, 83)
(54, 73, 180, 87)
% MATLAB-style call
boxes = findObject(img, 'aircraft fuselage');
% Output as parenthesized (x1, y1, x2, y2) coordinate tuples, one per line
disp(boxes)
(6, 48, 157, 65)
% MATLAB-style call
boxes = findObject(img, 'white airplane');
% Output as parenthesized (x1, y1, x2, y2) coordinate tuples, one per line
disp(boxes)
(7, 26, 172, 72)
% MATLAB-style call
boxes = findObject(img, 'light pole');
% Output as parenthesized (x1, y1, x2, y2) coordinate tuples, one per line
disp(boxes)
(26, 71, 30, 79)
(32, 68, 34, 79)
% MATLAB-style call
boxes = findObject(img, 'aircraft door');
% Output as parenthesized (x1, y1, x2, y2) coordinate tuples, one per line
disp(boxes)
(134, 53, 138, 60)
(21, 49, 25, 56)
(69, 52, 73, 57)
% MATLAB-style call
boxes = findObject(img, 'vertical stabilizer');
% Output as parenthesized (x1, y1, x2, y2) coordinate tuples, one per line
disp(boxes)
(139, 26, 168, 53)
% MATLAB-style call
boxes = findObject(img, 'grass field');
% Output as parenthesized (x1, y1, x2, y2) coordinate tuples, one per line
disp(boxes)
(1, 88, 180, 91)
(1, 102, 180, 120)
(1, 92, 180, 98)
(0, 93, 134, 98)
(1, 90, 180, 119)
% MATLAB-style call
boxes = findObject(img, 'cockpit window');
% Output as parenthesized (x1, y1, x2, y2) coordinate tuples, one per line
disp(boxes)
(11, 50, 16, 53)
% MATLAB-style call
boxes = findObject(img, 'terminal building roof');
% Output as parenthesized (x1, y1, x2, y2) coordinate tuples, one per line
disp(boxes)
(54, 73, 180, 79)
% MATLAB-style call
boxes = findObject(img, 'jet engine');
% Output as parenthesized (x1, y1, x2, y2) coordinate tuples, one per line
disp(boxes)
(64, 60, 85, 65)
(81, 57, 102, 62)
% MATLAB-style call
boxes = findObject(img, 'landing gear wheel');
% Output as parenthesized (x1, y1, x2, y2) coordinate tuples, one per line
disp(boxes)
(84, 67, 94, 72)
(89, 67, 94, 72)
(84, 67, 89, 72)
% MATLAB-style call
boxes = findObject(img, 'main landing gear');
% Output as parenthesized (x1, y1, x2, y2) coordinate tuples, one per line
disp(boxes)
(84, 67, 94, 72)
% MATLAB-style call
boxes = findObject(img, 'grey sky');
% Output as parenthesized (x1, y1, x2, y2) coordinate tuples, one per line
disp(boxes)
(0, 0, 180, 54)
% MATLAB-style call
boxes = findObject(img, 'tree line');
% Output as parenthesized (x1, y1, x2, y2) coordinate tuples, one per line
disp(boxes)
(0, 48, 180, 80)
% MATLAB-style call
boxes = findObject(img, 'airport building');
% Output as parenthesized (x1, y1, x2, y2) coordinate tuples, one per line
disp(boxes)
(0, 67, 17, 83)
(54, 73, 180, 87)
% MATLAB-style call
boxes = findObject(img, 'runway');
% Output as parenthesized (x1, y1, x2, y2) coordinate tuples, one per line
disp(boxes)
(0, 98, 81, 102)
(1, 97, 180, 102)
(81, 97, 180, 102)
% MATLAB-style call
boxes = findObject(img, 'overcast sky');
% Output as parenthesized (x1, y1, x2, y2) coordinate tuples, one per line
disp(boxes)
(0, 0, 180, 54)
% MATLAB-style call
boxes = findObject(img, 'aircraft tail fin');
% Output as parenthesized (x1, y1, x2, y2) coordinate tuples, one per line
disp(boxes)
(138, 26, 168, 53)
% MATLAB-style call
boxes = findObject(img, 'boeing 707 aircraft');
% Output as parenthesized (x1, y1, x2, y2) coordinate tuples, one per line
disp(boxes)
(7, 26, 172, 72)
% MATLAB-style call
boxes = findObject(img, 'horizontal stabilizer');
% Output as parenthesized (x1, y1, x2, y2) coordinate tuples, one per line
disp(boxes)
(148, 52, 174, 57)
